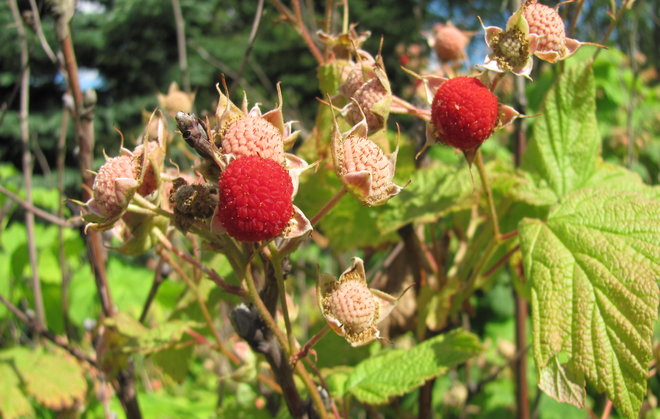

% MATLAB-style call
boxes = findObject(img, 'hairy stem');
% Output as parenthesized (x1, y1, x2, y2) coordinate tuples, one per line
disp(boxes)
(474, 150, 502, 241)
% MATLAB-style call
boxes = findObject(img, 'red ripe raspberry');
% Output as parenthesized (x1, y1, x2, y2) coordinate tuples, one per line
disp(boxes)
(524, 1, 566, 53)
(431, 77, 499, 150)
(216, 156, 293, 242)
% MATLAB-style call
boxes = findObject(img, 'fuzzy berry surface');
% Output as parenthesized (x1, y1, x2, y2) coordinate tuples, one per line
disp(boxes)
(216, 156, 293, 242)
(93, 155, 135, 216)
(222, 116, 284, 163)
(524, 2, 566, 53)
(431, 77, 499, 150)
(325, 279, 376, 334)
(433, 24, 469, 62)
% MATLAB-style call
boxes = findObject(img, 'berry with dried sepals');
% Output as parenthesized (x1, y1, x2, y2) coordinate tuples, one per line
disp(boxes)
(318, 257, 406, 347)
(90, 155, 137, 218)
(431, 76, 499, 151)
(215, 156, 293, 242)
(331, 109, 402, 206)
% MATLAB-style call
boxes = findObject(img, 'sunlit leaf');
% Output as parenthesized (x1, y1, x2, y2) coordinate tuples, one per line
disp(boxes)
(520, 189, 660, 418)
(344, 330, 482, 404)
(522, 63, 600, 200)
(0, 361, 34, 419)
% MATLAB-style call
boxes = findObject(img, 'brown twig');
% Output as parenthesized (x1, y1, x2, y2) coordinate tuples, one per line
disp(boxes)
(229, 0, 265, 96)
(171, 0, 190, 93)
(310, 186, 347, 226)
(0, 185, 77, 228)
(567, 0, 585, 38)
(0, 294, 97, 367)
(27, 0, 58, 64)
(600, 399, 613, 419)
(290, 0, 324, 64)
(9, 0, 46, 330)
(483, 245, 520, 278)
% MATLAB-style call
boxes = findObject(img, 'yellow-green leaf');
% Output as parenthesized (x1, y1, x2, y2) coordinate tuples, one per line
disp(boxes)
(520, 188, 660, 418)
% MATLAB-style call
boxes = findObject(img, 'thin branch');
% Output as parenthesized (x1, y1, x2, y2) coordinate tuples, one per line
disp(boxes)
(310, 186, 347, 226)
(171, 0, 190, 93)
(9, 0, 46, 329)
(483, 245, 520, 278)
(291, 0, 324, 63)
(56, 7, 114, 318)
(229, 0, 265, 96)
(152, 228, 247, 297)
(0, 184, 77, 228)
(0, 293, 97, 367)
(28, 0, 59, 64)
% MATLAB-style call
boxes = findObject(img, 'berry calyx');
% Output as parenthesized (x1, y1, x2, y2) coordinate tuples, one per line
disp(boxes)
(431, 77, 499, 150)
(216, 156, 293, 242)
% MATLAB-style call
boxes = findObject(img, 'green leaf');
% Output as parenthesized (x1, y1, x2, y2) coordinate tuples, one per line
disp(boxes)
(538, 357, 586, 409)
(344, 330, 482, 404)
(519, 189, 660, 418)
(10, 347, 87, 411)
(106, 312, 201, 354)
(377, 163, 474, 234)
(0, 361, 34, 419)
(152, 345, 194, 383)
(522, 63, 600, 200)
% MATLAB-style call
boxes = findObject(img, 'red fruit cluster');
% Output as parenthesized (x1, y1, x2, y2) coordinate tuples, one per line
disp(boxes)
(431, 77, 499, 151)
(216, 156, 293, 242)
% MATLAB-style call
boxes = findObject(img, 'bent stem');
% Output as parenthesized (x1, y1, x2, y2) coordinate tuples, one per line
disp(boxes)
(290, 325, 330, 368)
(474, 149, 502, 242)
(311, 186, 348, 226)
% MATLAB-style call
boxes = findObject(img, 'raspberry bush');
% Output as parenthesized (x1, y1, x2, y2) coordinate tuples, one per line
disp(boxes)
(1, 1, 659, 418)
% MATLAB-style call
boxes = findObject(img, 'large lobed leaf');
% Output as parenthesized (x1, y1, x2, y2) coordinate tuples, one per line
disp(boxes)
(0, 347, 87, 412)
(519, 188, 660, 418)
(522, 62, 600, 201)
(0, 361, 33, 419)
(344, 330, 482, 404)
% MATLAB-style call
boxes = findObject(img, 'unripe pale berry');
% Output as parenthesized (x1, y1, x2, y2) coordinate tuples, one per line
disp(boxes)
(524, 1, 566, 53)
(92, 156, 135, 217)
(431, 77, 499, 150)
(432, 23, 470, 62)
(215, 156, 293, 242)
(346, 78, 388, 132)
(342, 135, 393, 200)
(325, 279, 376, 334)
(222, 116, 284, 163)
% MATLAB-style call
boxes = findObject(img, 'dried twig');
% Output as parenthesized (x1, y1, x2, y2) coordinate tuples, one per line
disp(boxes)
(229, 0, 265, 96)
(171, 0, 190, 93)
(0, 184, 78, 228)
(0, 293, 97, 367)
(9, 0, 46, 330)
